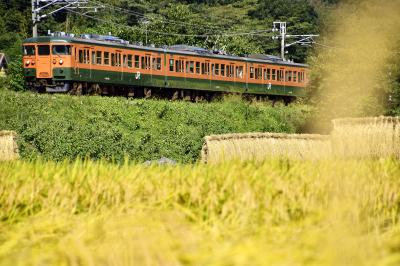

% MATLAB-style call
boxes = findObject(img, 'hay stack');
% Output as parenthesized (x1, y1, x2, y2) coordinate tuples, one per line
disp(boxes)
(331, 116, 400, 159)
(201, 133, 331, 163)
(0, 131, 19, 161)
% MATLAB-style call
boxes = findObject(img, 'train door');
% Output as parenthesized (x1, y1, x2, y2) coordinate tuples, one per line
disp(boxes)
(278, 68, 285, 94)
(116, 50, 122, 81)
(205, 60, 211, 90)
(90, 46, 95, 79)
(36, 44, 52, 78)
(73, 46, 79, 76)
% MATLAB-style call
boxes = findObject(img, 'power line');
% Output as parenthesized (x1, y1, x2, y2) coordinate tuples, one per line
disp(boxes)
(87, 0, 232, 32)
(67, 9, 272, 38)
(313, 42, 338, 49)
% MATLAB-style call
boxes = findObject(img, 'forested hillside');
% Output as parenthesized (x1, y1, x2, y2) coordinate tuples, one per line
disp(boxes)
(0, 0, 336, 62)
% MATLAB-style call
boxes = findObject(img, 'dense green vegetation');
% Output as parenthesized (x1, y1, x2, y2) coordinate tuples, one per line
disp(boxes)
(0, 89, 311, 162)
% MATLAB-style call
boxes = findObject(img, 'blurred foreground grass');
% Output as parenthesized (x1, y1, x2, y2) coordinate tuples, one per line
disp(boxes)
(0, 159, 400, 265)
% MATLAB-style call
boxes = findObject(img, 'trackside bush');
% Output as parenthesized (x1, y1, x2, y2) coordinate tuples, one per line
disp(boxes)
(0, 90, 311, 162)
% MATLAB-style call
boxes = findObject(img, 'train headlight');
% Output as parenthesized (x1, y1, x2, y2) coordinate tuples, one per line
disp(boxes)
(59, 59, 63, 65)
(31, 61, 35, 65)
(52, 59, 56, 64)
(25, 60, 30, 66)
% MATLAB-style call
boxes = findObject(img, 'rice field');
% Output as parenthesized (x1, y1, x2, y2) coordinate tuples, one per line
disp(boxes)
(0, 159, 400, 266)
(331, 117, 400, 159)
(201, 133, 331, 163)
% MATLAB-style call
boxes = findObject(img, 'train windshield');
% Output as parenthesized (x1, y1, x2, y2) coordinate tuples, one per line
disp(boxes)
(52, 45, 71, 55)
(38, 45, 50, 55)
(23, 45, 35, 56)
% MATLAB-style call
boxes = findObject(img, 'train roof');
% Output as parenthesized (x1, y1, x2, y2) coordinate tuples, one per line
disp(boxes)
(23, 35, 308, 68)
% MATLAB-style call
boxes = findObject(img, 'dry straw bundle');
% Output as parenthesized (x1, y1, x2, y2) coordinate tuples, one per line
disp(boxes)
(0, 131, 19, 161)
(331, 116, 400, 159)
(201, 133, 331, 163)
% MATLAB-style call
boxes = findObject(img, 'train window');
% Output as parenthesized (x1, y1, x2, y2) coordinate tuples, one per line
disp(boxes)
(216, 64, 220, 75)
(38, 45, 50, 55)
(52, 45, 71, 55)
(220, 64, 225, 76)
(156, 58, 161, 70)
(190, 61, 194, 73)
(185, 61, 194, 73)
(202, 62, 210, 75)
(141, 56, 145, 69)
(123, 55, 126, 67)
(277, 70, 284, 81)
(111, 54, 116, 66)
(175, 59, 184, 73)
(169, 59, 174, 71)
(250, 67, 255, 79)
(117, 53, 121, 67)
(298, 72, 301, 83)
(266, 69, 271, 80)
(175, 60, 180, 72)
(79, 50, 84, 63)
(23, 45, 35, 55)
(196, 62, 200, 74)
(135, 55, 140, 68)
(227, 65, 233, 78)
(86, 50, 89, 64)
(285, 71, 292, 82)
(293, 71, 297, 82)
(255, 67, 262, 80)
(92, 51, 96, 65)
(145, 55, 151, 69)
(104, 52, 110, 65)
(96, 51, 102, 65)
(152, 58, 157, 70)
(271, 69, 276, 80)
(127, 55, 133, 68)
(236, 66, 243, 79)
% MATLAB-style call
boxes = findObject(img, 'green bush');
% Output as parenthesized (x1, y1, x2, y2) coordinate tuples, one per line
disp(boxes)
(0, 90, 312, 162)
(5, 57, 26, 92)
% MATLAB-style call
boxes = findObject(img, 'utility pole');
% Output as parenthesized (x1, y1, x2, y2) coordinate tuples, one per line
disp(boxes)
(272, 22, 286, 60)
(31, 0, 104, 37)
(272, 21, 319, 61)
(141, 19, 150, 45)
(32, 0, 38, 37)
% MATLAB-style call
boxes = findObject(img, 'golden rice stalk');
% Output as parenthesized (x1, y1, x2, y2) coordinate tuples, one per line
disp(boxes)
(201, 133, 331, 163)
(331, 116, 400, 159)
(0, 131, 19, 161)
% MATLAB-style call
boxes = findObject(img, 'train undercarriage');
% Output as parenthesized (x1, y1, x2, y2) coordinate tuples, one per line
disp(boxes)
(26, 79, 296, 105)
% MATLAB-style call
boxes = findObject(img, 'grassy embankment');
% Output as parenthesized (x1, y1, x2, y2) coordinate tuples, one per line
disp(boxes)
(0, 89, 311, 163)
(0, 159, 399, 265)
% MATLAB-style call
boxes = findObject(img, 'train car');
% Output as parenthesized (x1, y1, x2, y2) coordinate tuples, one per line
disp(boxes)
(22, 33, 309, 101)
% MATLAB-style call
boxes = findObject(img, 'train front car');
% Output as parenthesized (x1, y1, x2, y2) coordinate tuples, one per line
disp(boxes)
(23, 36, 73, 92)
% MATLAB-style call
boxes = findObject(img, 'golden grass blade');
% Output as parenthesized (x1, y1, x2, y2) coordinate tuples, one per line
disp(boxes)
(332, 116, 400, 159)
(0, 131, 19, 161)
(201, 133, 331, 163)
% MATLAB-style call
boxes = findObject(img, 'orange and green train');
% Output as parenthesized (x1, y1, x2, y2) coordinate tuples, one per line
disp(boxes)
(22, 33, 309, 101)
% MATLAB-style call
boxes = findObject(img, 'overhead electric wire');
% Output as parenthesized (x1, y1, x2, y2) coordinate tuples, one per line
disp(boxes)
(87, 0, 249, 34)
(313, 42, 338, 49)
(67, 9, 272, 38)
